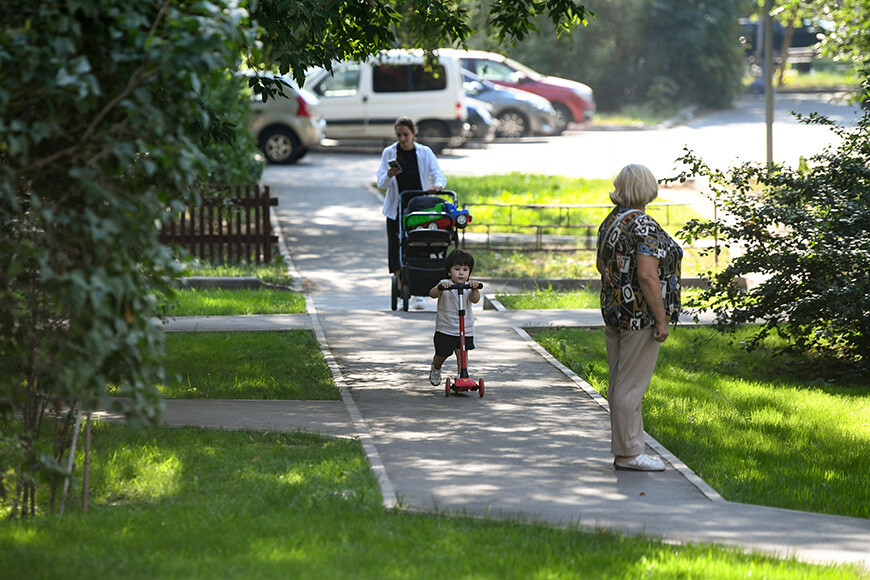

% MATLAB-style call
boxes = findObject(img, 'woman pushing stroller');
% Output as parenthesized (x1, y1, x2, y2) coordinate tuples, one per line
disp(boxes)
(376, 117, 446, 310)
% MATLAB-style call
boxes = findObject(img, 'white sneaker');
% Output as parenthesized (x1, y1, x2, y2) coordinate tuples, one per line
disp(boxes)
(614, 454, 665, 471)
(429, 364, 441, 386)
(412, 296, 427, 310)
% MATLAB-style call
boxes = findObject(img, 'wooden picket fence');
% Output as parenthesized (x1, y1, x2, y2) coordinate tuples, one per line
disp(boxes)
(159, 184, 278, 264)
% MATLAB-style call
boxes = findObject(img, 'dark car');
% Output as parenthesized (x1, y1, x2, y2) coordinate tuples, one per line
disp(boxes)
(464, 98, 497, 143)
(462, 69, 557, 138)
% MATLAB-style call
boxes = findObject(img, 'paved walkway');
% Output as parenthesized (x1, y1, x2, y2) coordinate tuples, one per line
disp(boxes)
(156, 161, 869, 570)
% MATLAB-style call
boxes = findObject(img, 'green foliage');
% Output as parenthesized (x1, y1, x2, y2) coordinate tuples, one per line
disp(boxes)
(674, 110, 870, 369)
(0, 0, 259, 517)
(470, 0, 747, 112)
(249, 0, 593, 86)
(645, 0, 747, 108)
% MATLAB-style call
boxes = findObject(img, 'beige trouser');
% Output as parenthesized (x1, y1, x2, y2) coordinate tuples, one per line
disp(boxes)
(604, 325, 662, 457)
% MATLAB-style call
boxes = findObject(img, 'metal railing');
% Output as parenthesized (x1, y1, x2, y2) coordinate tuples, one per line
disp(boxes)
(459, 201, 696, 252)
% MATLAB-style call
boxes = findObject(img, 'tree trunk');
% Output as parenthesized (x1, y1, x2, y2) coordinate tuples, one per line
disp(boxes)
(777, 13, 797, 87)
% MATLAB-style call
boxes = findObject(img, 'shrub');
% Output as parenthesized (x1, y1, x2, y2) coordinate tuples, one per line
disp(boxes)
(674, 110, 870, 371)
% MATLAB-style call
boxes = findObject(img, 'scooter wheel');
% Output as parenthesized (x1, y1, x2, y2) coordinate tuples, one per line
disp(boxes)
(445, 377, 452, 397)
(478, 378, 484, 398)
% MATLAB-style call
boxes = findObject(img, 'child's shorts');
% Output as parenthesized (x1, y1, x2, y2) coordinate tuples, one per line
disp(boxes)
(434, 331, 475, 357)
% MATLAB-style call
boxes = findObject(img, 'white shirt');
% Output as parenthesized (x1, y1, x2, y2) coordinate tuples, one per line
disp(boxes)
(375, 142, 446, 219)
(435, 279, 475, 336)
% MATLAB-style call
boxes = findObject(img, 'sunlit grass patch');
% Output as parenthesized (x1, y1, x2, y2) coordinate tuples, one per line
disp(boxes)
(166, 287, 306, 316)
(496, 286, 706, 310)
(182, 258, 293, 286)
(158, 331, 337, 400)
(0, 424, 862, 579)
(532, 325, 870, 519)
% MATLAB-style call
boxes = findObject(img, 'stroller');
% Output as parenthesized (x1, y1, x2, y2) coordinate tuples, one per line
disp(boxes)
(391, 189, 472, 311)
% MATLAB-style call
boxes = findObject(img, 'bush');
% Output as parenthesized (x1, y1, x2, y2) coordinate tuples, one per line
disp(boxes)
(674, 110, 870, 371)
(0, 0, 259, 518)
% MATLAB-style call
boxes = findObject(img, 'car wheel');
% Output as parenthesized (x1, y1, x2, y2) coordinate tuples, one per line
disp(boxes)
(495, 110, 529, 138)
(416, 120, 448, 153)
(259, 126, 301, 164)
(552, 103, 572, 136)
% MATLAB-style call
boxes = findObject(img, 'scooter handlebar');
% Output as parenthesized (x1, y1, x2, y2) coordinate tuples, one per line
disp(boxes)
(443, 282, 483, 291)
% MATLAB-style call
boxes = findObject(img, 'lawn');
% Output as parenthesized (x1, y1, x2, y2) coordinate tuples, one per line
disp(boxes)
(443, 173, 718, 279)
(532, 325, 870, 519)
(0, 425, 863, 580)
(166, 287, 307, 315)
(448, 173, 699, 232)
(495, 287, 706, 310)
(154, 331, 338, 400)
(182, 258, 295, 286)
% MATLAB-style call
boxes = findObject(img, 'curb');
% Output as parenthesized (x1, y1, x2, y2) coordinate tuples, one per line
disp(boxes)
(303, 294, 399, 509)
(514, 325, 724, 503)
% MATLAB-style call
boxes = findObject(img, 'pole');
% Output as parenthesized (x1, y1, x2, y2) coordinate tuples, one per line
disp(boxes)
(764, 0, 774, 165)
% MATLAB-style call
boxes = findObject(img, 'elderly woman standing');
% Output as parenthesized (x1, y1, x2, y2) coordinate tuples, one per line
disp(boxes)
(596, 164, 682, 471)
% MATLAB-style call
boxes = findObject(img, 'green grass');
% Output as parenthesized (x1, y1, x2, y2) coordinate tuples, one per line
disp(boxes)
(0, 424, 864, 580)
(497, 286, 600, 309)
(591, 104, 685, 127)
(182, 258, 294, 286)
(154, 331, 338, 400)
(166, 287, 306, 315)
(532, 325, 870, 519)
(495, 287, 707, 310)
(444, 173, 712, 279)
(749, 58, 860, 91)
(446, 173, 700, 232)
(471, 246, 728, 279)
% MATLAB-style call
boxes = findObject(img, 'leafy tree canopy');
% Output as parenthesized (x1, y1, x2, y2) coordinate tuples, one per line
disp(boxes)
(246, 0, 593, 86)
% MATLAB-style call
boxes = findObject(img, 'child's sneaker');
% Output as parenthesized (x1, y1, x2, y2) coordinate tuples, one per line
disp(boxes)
(429, 364, 441, 386)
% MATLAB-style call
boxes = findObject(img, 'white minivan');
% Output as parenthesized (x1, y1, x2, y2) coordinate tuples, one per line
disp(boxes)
(303, 49, 468, 152)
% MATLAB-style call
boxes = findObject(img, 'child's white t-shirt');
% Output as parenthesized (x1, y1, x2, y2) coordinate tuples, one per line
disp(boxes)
(435, 279, 475, 336)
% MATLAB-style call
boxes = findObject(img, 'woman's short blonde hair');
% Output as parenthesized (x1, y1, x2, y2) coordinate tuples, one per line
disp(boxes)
(609, 164, 659, 208)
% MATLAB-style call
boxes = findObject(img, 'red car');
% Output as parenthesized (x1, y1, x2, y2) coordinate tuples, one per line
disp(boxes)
(442, 49, 595, 135)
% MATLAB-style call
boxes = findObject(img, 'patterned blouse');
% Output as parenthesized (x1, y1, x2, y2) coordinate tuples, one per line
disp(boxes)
(596, 206, 683, 330)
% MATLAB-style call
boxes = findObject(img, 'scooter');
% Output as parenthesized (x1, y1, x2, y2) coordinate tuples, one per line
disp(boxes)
(444, 281, 484, 398)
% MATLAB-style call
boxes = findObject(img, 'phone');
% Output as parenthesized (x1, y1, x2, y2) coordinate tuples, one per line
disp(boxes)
(388, 159, 402, 174)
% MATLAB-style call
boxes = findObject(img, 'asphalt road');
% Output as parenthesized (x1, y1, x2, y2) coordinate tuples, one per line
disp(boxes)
(305, 91, 864, 182)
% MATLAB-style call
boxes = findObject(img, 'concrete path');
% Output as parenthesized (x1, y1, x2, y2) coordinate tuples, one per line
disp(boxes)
(158, 158, 870, 570)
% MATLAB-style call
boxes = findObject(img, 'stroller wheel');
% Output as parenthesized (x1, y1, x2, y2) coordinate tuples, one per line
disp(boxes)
(478, 378, 485, 398)
(391, 276, 398, 311)
(445, 377, 452, 397)
(401, 283, 410, 312)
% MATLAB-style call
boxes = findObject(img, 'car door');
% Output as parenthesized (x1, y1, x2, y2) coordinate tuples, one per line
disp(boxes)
(307, 62, 368, 138)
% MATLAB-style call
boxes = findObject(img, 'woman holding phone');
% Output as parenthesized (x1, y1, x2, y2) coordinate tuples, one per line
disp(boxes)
(376, 116, 446, 309)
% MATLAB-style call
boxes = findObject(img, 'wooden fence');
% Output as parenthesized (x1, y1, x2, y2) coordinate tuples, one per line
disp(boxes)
(158, 184, 278, 264)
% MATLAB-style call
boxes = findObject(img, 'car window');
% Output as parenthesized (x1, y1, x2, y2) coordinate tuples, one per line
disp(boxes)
(372, 64, 447, 93)
(468, 59, 518, 83)
(315, 64, 361, 97)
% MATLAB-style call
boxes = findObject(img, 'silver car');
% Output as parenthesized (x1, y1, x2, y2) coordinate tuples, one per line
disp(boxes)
(462, 69, 557, 138)
(248, 74, 326, 164)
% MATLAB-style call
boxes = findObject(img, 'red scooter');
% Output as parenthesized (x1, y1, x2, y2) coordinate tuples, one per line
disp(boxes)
(444, 282, 484, 398)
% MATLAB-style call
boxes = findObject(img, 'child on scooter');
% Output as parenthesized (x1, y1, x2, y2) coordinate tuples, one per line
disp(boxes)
(428, 249, 481, 386)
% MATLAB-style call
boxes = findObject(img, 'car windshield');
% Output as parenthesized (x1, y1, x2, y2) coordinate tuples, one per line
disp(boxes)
(502, 56, 542, 81)
(462, 69, 498, 93)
